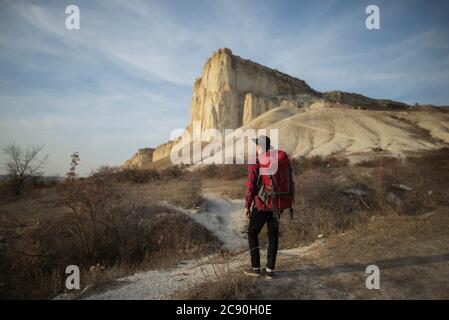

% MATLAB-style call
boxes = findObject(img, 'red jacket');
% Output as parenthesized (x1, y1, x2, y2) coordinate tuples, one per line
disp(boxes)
(245, 153, 271, 211)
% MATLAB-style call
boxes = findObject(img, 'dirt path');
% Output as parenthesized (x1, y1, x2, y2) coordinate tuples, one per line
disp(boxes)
(82, 193, 321, 300)
(165, 193, 248, 252)
(83, 193, 250, 299)
(82, 195, 449, 300)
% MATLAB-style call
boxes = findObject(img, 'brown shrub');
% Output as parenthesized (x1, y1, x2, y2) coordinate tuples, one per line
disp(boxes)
(291, 155, 349, 174)
(180, 273, 261, 300)
(198, 164, 247, 180)
(279, 169, 371, 247)
(355, 156, 400, 168)
(0, 173, 215, 299)
(146, 176, 204, 209)
(115, 168, 161, 183)
(350, 148, 449, 216)
(199, 164, 219, 179)
(220, 164, 247, 180)
(160, 165, 185, 180)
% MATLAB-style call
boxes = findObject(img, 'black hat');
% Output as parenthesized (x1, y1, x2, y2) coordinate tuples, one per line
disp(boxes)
(253, 135, 271, 151)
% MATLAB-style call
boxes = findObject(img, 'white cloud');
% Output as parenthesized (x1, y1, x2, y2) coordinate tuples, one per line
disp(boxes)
(1, 0, 448, 175)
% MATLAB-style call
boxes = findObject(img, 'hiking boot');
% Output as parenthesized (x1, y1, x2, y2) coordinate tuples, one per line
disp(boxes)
(244, 267, 262, 277)
(264, 268, 275, 280)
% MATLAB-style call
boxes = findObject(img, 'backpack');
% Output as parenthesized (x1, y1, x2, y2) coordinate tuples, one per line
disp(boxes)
(256, 150, 295, 214)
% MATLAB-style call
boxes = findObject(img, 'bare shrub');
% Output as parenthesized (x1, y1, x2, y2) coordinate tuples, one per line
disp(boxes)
(160, 165, 185, 180)
(355, 156, 400, 168)
(350, 148, 449, 216)
(115, 168, 161, 183)
(220, 164, 247, 180)
(2, 144, 48, 195)
(291, 155, 349, 174)
(0, 199, 219, 299)
(148, 176, 204, 209)
(181, 273, 261, 300)
(198, 164, 247, 180)
(279, 169, 370, 247)
(186, 176, 204, 209)
(0, 154, 216, 299)
(93, 165, 119, 177)
(174, 253, 261, 300)
(199, 164, 219, 178)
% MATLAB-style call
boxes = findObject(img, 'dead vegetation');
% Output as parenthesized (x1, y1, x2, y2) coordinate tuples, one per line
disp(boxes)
(178, 148, 449, 299)
(1, 148, 448, 299)
(180, 208, 449, 300)
(1, 144, 49, 196)
(0, 158, 217, 299)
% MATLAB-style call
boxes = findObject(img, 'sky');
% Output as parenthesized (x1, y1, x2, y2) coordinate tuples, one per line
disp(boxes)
(0, 0, 448, 176)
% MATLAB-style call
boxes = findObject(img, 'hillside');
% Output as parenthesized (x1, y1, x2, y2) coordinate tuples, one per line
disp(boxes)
(123, 48, 449, 169)
(233, 103, 449, 162)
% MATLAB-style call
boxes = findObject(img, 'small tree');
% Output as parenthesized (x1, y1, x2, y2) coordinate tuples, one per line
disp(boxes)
(2, 144, 48, 195)
(66, 152, 80, 181)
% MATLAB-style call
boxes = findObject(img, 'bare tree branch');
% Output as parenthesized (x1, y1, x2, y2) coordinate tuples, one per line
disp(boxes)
(2, 143, 49, 195)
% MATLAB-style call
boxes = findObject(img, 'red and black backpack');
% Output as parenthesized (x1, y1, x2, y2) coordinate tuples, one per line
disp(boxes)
(256, 150, 295, 215)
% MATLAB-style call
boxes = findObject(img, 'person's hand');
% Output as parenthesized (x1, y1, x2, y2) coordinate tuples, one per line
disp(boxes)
(245, 208, 251, 219)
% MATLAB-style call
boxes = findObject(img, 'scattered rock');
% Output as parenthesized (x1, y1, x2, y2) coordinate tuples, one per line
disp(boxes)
(53, 293, 77, 300)
(392, 184, 413, 191)
(342, 188, 368, 197)
(176, 272, 190, 277)
(387, 192, 403, 206)
(420, 211, 436, 219)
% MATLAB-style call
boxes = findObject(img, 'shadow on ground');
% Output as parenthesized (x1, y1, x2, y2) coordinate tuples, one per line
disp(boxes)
(277, 253, 449, 278)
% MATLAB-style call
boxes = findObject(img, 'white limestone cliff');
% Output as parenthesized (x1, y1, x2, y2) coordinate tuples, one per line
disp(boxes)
(122, 48, 449, 169)
(188, 48, 318, 133)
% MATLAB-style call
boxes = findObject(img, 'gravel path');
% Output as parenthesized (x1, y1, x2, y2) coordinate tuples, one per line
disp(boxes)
(84, 254, 247, 300)
(83, 194, 249, 300)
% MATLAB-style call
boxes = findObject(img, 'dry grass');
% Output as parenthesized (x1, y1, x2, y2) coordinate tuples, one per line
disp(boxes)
(178, 148, 449, 299)
(0, 205, 219, 299)
(1, 148, 448, 300)
(290, 155, 349, 174)
(277, 169, 371, 248)
(128, 177, 204, 210)
(174, 253, 263, 300)
(179, 273, 263, 300)
(201, 177, 246, 199)
(179, 209, 449, 300)
(0, 170, 216, 299)
(279, 148, 449, 247)
(197, 164, 248, 181)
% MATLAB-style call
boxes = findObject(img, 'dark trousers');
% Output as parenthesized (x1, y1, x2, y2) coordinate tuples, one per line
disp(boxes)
(248, 208, 279, 270)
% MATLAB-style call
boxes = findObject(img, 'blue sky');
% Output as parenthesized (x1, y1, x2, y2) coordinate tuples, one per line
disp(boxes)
(1, 0, 448, 175)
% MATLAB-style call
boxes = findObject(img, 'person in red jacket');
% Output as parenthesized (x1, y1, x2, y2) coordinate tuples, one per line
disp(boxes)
(244, 135, 278, 279)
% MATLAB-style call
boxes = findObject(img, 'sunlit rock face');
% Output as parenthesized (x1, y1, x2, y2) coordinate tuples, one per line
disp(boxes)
(122, 148, 154, 169)
(188, 48, 318, 134)
(123, 48, 449, 168)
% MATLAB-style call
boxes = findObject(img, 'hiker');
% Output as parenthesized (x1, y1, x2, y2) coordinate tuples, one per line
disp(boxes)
(244, 135, 294, 279)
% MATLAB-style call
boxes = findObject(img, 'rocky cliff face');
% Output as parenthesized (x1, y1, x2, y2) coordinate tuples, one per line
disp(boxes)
(323, 91, 410, 110)
(188, 48, 318, 133)
(123, 48, 441, 169)
(152, 140, 179, 162)
(122, 148, 154, 169)
(127, 48, 319, 165)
